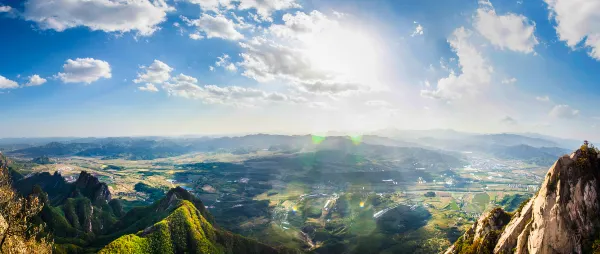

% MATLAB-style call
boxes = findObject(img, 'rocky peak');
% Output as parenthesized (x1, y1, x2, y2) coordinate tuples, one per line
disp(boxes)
(73, 171, 112, 203)
(157, 186, 214, 225)
(0, 153, 8, 170)
(447, 145, 600, 254)
(503, 147, 600, 254)
(74, 171, 100, 188)
(445, 207, 512, 254)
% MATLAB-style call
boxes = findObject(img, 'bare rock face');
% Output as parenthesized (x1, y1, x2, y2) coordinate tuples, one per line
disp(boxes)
(0, 153, 7, 169)
(73, 171, 112, 203)
(446, 146, 600, 254)
(509, 151, 600, 254)
(445, 207, 512, 254)
(494, 198, 533, 253)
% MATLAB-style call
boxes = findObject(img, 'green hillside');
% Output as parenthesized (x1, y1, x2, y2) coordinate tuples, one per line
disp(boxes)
(10, 169, 297, 254)
(100, 200, 296, 254)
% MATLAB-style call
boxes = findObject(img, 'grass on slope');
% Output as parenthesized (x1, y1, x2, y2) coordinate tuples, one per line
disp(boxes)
(99, 201, 292, 254)
(99, 201, 220, 254)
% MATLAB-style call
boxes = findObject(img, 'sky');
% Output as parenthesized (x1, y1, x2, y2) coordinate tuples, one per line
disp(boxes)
(0, 0, 599, 140)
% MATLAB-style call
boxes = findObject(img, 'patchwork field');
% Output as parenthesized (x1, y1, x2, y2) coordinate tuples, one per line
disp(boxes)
(19, 147, 542, 253)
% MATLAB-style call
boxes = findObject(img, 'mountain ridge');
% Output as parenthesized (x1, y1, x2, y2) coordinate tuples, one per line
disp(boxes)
(445, 144, 600, 254)
(99, 199, 298, 254)
(7, 168, 295, 253)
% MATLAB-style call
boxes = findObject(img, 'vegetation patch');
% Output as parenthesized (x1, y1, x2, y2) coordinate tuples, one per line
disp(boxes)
(498, 194, 531, 212)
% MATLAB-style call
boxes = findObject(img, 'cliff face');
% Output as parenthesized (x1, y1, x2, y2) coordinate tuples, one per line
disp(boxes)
(446, 146, 600, 254)
(445, 207, 512, 254)
(502, 148, 600, 254)
(13, 170, 119, 238)
(0, 153, 7, 169)
(73, 171, 112, 203)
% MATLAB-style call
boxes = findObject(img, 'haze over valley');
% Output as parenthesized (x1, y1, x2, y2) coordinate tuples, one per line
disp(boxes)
(0, 130, 582, 253)
(2, 0, 600, 253)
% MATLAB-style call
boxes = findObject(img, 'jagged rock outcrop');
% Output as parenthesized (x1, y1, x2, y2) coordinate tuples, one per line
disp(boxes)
(493, 198, 533, 253)
(445, 207, 512, 254)
(501, 148, 600, 254)
(446, 145, 600, 254)
(0, 152, 7, 169)
(73, 171, 112, 203)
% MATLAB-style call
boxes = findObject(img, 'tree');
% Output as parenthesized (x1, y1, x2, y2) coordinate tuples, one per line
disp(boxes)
(0, 155, 51, 253)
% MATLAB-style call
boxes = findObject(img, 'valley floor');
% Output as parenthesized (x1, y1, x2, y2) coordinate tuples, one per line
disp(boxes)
(21, 151, 543, 253)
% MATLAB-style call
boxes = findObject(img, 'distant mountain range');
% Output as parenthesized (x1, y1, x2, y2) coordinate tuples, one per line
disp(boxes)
(371, 128, 586, 149)
(1, 134, 429, 160)
(0, 131, 580, 165)
(487, 144, 571, 166)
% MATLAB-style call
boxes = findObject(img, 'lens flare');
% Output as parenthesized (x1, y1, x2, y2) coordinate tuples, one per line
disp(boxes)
(349, 135, 362, 145)
(312, 135, 326, 144)
(359, 201, 365, 208)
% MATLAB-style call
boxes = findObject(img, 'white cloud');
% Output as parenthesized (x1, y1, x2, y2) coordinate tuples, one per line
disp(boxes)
(189, 33, 204, 40)
(298, 81, 362, 94)
(544, 0, 600, 60)
(25, 74, 47, 86)
(0, 76, 18, 89)
(474, 1, 538, 53)
(138, 83, 159, 92)
(186, 0, 233, 12)
(238, 40, 321, 81)
(215, 54, 237, 72)
(132, 61, 306, 107)
(163, 73, 305, 106)
(0, 5, 12, 13)
(237, 0, 301, 21)
(134, 60, 173, 84)
(238, 40, 363, 94)
(173, 22, 186, 35)
(268, 10, 337, 39)
(24, 0, 173, 36)
(230, 12, 256, 31)
(248, 13, 261, 23)
(421, 27, 492, 100)
(536, 95, 550, 102)
(182, 14, 244, 40)
(365, 100, 391, 107)
(501, 77, 517, 84)
(209, 66, 215, 71)
(549, 104, 579, 119)
(239, 11, 380, 96)
(224, 63, 237, 72)
(57, 58, 111, 84)
(411, 23, 424, 37)
(332, 11, 345, 18)
(308, 101, 336, 110)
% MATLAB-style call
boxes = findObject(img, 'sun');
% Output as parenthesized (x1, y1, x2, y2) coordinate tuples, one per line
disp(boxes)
(302, 20, 386, 90)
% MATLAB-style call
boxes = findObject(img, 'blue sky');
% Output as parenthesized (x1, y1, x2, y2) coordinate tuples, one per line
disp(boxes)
(0, 0, 599, 140)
